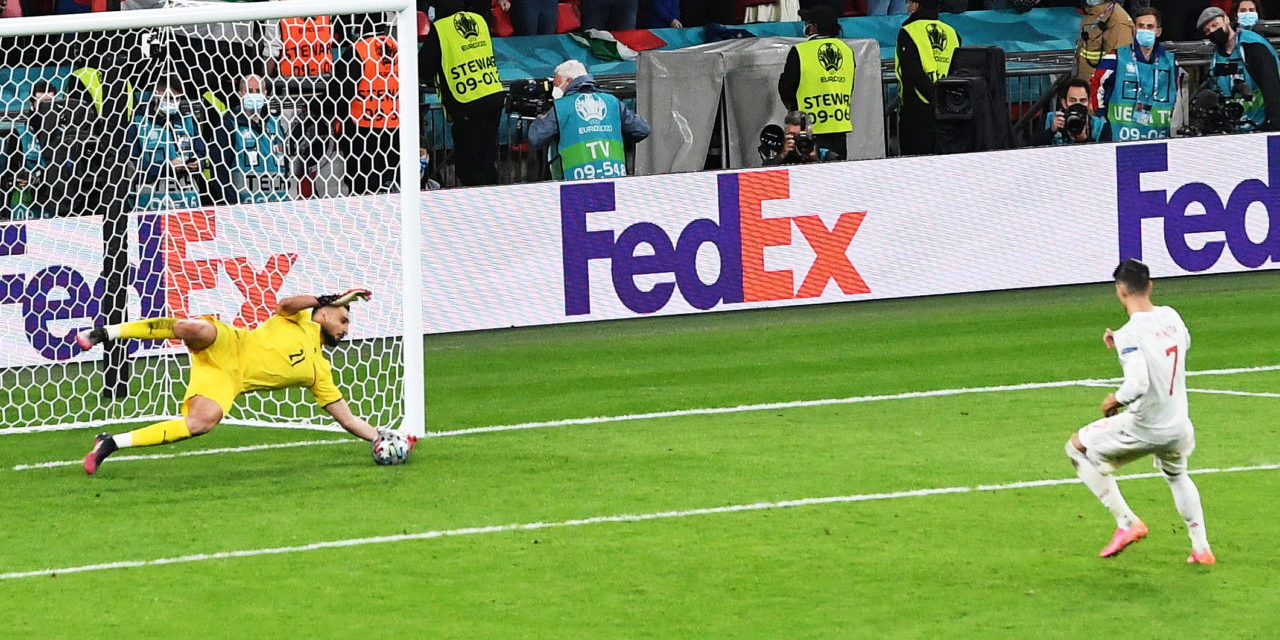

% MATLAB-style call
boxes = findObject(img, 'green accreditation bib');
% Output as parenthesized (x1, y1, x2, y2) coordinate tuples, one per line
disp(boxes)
(794, 38, 854, 135)
(552, 91, 626, 181)
(895, 19, 958, 104)
(436, 11, 503, 104)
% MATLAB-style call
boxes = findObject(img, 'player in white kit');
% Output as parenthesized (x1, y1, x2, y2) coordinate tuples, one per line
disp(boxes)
(1065, 260, 1215, 564)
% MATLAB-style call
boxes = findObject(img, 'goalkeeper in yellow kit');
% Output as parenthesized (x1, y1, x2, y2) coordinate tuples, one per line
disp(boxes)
(76, 289, 399, 475)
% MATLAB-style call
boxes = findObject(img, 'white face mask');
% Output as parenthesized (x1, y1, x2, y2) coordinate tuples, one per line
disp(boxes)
(551, 85, 565, 99)
(158, 94, 180, 114)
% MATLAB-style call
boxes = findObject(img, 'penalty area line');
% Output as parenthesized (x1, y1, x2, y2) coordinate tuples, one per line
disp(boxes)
(3, 462, 1277, 581)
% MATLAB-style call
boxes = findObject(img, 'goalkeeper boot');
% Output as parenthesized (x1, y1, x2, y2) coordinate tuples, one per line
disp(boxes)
(1100, 519, 1148, 558)
(75, 327, 108, 351)
(84, 433, 118, 475)
(1187, 548, 1217, 565)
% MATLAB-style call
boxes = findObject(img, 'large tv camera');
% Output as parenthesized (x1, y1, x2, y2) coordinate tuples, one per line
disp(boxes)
(1178, 63, 1253, 137)
(506, 78, 555, 119)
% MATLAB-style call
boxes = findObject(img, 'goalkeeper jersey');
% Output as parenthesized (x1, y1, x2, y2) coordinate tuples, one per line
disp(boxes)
(239, 308, 343, 407)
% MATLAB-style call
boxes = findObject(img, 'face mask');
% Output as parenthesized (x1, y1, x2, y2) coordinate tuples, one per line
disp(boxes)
(1208, 27, 1230, 47)
(1238, 11, 1259, 28)
(1085, 0, 1104, 6)
(551, 85, 564, 100)
(158, 97, 180, 114)
(242, 92, 267, 112)
(1134, 29, 1157, 48)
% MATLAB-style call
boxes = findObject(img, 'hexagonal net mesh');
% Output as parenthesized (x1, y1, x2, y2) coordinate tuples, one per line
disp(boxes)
(1, 2, 419, 434)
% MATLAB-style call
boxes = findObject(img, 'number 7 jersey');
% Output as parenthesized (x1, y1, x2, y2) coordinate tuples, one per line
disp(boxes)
(1113, 306, 1191, 436)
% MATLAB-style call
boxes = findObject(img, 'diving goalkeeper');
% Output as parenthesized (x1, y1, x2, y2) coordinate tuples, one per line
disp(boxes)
(76, 289, 399, 475)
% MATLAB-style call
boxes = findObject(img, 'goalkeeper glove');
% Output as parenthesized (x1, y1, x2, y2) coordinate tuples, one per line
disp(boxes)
(315, 288, 371, 308)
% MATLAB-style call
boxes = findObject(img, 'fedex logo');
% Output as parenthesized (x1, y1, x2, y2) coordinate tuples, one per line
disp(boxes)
(1, 209, 296, 362)
(1117, 137, 1280, 271)
(562, 170, 868, 316)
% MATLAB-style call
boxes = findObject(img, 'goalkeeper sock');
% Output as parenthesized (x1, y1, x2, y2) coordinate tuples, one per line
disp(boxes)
(109, 318, 177, 341)
(114, 419, 193, 449)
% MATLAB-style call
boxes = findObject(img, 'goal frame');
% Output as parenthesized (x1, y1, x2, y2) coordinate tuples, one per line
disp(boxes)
(0, 0, 425, 437)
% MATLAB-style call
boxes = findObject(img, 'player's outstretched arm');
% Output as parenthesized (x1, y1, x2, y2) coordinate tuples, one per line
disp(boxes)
(276, 289, 371, 316)
(323, 400, 379, 442)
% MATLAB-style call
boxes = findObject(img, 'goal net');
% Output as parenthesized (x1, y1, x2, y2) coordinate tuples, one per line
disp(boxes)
(0, 0, 424, 436)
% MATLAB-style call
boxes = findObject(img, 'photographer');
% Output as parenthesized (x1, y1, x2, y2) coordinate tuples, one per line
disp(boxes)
(760, 111, 843, 166)
(1034, 78, 1112, 146)
(1198, 6, 1280, 132)
(528, 59, 650, 182)
(1093, 7, 1186, 141)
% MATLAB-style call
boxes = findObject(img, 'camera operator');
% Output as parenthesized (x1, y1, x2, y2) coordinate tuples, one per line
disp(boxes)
(1034, 78, 1112, 146)
(528, 59, 650, 182)
(1093, 7, 1186, 141)
(1198, 6, 1280, 132)
(759, 111, 843, 166)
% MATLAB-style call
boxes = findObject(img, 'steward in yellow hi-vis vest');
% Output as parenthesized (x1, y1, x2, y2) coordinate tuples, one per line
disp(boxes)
(778, 5, 853, 159)
(894, 0, 960, 155)
(420, 0, 508, 186)
(435, 11, 503, 106)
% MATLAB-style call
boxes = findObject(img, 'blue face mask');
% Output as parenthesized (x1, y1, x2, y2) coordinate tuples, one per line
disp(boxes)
(1135, 29, 1157, 48)
(242, 92, 267, 112)
(1238, 11, 1259, 28)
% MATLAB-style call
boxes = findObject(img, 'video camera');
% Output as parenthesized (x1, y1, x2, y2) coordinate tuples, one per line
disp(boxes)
(1177, 66, 1253, 137)
(506, 78, 555, 119)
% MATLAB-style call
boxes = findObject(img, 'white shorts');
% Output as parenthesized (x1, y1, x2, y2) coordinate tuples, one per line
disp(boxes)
(1076, 412, 1196, 475)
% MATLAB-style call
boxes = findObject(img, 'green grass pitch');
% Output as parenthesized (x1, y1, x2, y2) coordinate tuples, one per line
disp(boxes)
(2, 271, 1279, 638)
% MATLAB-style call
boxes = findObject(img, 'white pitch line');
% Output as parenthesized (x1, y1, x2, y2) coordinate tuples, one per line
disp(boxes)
(4, 462, 1278, 581)
(13, 364, 1280, 472)
(11, 439, 352, 471)
(1186, 388, 1280, 399)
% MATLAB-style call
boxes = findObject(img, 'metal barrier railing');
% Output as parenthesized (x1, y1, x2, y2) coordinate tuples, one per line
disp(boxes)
(423, 30, 1280, 187)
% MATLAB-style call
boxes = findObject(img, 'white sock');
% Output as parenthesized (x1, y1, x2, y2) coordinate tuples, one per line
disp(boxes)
(112, 432, 132, 449)
(1165, 472, 1210, 552)
(1066, 441, 1138, 529)
(105, 324, 123, 340)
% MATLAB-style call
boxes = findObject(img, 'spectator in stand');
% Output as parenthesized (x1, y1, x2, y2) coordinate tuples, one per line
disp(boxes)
(867, 0, 908, 14)
(128, 77, 208, 211)
(1148, 1, 1212, 42)
(499, 0, 559, 35)
(213, 74, 293, 204)
(642, 0, 682, 28)
(679, 0, 735, 26)
(2, 0, 24, 17)
(1233, 0, 1263, 29)
(1075, 0, 1133, 80)
(580, 0, 638, 30)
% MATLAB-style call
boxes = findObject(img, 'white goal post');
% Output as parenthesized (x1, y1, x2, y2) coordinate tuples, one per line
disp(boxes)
(0, 0, 425, 437)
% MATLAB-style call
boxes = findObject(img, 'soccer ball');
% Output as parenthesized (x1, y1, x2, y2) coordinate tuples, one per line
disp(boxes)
(371, 430, 412, 466)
